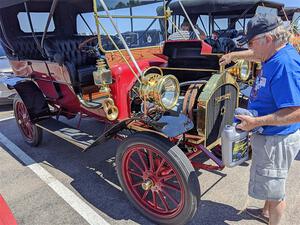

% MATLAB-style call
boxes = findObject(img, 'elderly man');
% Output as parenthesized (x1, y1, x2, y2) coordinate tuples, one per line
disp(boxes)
(220, 14, 300, 225)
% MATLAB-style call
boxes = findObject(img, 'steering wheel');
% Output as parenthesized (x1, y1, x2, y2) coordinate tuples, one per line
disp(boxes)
(78, 36, 99, 57)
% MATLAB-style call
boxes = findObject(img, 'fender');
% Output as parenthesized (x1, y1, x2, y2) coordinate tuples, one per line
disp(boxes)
(11, 79, 50, 122)
(85, 113, 193, 151)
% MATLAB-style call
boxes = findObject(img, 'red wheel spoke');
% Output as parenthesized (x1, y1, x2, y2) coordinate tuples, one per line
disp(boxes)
(132, 182, 143, 187)
(155, 158, 165, 175)
(147, 150, 154, 171)
(128, 170, 143, 178)
(28, 122, 33, 133)
(161, 182, 181, 192)
(137, 151, 148, 171)
(161, 189, 179, 206)
(152, 190, 157, 209)
(129, 158, 144, 173)
(21, 104, 27, 114)
(158, 190, 169, 211)
(159, 172, 176, 181)
(24, 126, 30, 137)
(142, 190, 150, 200)
(27, 126, 33, 139)
(161, 168, 173, 175)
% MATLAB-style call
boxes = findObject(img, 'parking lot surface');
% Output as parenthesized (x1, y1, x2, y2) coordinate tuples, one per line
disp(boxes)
(0, 105, 299, 225)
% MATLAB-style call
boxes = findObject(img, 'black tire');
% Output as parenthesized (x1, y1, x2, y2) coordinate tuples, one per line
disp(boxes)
(13, 96, 43, 146)
(116, 132, 200, 225)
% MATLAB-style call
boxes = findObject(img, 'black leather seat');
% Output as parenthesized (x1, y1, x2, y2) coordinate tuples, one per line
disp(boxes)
(6, 37, 46, 60)
(44, 36, 98, 87)
(163, 40, 220, 70)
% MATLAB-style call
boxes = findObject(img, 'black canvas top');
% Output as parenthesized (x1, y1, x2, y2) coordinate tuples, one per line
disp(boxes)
(0, 0, 29, 9)
(279, 7, 300, 21)
(0, 0, 164, 10)
(168, 0, 284, 16)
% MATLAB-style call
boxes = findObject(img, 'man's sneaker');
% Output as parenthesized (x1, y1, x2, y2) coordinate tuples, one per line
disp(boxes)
(246, 208, 269, 224)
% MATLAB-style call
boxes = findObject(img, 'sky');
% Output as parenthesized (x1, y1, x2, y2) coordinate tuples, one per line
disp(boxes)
(274, 0, 299, 7)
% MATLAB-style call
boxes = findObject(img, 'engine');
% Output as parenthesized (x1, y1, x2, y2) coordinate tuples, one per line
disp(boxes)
(130, 66, 239, 149)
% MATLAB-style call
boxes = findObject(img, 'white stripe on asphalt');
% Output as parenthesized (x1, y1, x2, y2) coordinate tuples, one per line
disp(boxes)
(0, 132, 111, 225)
(0, 116, 14, 122)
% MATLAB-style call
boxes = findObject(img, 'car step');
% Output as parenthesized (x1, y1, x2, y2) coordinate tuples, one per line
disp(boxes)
(36, 118, 96, 151)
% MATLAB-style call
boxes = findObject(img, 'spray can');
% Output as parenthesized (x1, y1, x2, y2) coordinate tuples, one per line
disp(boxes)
(221, 124, 249, 167)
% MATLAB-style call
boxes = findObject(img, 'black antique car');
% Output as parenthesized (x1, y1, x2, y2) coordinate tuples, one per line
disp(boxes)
(164, 0, 285, 100)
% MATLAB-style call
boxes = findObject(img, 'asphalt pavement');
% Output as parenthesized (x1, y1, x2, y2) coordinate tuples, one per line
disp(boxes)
(0, 105, 299, 225)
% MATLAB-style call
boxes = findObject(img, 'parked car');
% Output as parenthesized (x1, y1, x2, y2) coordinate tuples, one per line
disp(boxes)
(0, 44, 16, 105)
(279, 7, 300, 52)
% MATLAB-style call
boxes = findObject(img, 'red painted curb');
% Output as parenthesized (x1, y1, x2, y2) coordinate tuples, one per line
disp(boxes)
(0, 195, 18, 225)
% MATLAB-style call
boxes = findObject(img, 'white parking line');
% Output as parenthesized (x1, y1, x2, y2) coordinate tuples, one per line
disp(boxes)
(0, 116, 14, 122)
(0, 132, 111, 225)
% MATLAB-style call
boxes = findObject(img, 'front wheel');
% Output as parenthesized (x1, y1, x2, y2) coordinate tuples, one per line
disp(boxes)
(116, 132, 200, 225)
(13, 96, 43, 146)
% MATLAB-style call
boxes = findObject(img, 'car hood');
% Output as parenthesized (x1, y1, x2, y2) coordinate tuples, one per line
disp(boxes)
(0, 57, 12, 73)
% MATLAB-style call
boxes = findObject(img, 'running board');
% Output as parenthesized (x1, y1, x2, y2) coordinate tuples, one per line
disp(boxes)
(36, 118, 96, 151)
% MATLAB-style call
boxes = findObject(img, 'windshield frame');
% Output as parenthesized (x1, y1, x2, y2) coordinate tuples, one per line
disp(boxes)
(92, 0, 167, 53)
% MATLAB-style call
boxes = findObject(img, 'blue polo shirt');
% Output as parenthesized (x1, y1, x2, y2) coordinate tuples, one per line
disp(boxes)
(248, 44, 300, 135)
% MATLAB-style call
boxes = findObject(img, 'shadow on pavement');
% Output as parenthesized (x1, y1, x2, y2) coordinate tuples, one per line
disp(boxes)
(0, 104, 12, 112)
(295, 151, 300, 161)
(190, 200, 253, 225)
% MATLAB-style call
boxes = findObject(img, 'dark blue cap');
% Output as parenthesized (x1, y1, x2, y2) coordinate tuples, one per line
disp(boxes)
(238, 14, 283, 45)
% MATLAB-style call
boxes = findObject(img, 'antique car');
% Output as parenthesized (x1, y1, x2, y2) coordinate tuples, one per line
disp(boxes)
(166, 0, 285, 98)
(167, 0, 284, 50)
(279, 7, 300, 52)
(0, 0, 278, 224)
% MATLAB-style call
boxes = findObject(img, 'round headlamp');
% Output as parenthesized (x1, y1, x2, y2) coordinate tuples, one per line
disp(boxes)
(139, 74, 180, 110)
(228, 60, 251, 81)
(238, 60, 251, 81)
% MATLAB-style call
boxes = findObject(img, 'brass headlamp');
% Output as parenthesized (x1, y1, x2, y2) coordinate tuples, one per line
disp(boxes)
(139, 73, 180, 110)
(93, 59, 119, 121)
(228, 60, 251, 81)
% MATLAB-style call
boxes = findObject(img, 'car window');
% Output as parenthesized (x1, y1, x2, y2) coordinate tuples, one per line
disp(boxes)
(77, 2, 163, 50)
(235, 18, 250, 31)
(256, 6, 278, 16)
(293, 12, 300, 31)
(214, 18, 228, 31)
(17, 12, 55, 33)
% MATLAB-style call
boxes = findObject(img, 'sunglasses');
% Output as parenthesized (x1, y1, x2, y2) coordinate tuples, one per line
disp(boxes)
(248, 36, 265, 47)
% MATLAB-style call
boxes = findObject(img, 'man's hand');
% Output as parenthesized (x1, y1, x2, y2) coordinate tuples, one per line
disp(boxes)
(235, 114, 260, 131)
(219, 53, 233, 66)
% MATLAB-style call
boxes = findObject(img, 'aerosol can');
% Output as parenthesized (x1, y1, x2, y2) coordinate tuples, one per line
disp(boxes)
(221, 124, 249, 167)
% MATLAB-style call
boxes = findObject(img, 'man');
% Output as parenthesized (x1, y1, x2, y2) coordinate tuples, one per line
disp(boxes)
(168, 20, 191, 40)
(220, 14, 300, 225)
(168, 20, 205, 40)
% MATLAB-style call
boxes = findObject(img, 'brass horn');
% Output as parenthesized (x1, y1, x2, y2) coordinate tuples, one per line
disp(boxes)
(103, 98, 119, 121)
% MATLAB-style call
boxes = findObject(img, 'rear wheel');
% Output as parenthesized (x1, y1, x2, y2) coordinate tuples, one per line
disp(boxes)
(13, 96, 43, 146)
(116, 132, 200, 225)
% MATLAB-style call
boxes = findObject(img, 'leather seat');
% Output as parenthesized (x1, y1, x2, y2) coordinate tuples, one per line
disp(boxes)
(44, 36, 98, 87)
(8, 37, 46, 60)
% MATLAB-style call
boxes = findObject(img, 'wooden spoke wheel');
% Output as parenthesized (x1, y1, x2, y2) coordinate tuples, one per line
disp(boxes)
(116, 132, 200, 225)
(13, 97, 43, 146)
